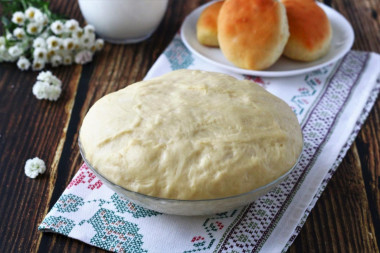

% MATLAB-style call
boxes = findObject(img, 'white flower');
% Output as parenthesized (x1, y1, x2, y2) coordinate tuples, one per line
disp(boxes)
(50, 20, 65, 35)
(37, 71, 52, 81)
(80, 33, 95, 48)
(27, 22, 43, 35)
(33, 37, 47, 48)
(6, 32, 14, 40)
(72, 28, 84, 40)
(33, 81, 49, 99)
(50, 54, 63, 67)
(47, 36, 61, 50)
(8, 45, 23, 57)
(12, 11, 26, 25)
(73, 39, 81, 50)
(32, 58, 45, 71)
(63, 55, 72, 65)
(46, 85, 62, 100)
(17, 57, 31, 70)
(34, 12, 48, 25)
(25, 7, 40, 21)
(13, 27, 26, 40)
(95, 39, 104, 51)
(65, 19, 79, 33)
(32, 80, 62, 101)
(84, 24, 95, 34)
(37, 71, 62, 87)
(24, 157, 46, 178)
(33, 47, 48, 61)
(0, 36, 5, 46)
(0, 45, 13, 62)
(63, 38, 75, 50)
(75, 50, 93, 64)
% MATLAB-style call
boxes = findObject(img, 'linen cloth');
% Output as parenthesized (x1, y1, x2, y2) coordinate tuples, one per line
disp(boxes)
(39, 34, 380, 252)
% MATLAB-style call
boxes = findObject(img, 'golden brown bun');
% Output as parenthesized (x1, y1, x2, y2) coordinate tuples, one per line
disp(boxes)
(196, 1, 224, 47)
(217, 0, 289, 70)
(282, 0, 332, 61)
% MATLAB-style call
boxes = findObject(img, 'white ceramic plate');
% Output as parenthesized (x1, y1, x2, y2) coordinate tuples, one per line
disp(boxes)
(180, 1, 354, 77)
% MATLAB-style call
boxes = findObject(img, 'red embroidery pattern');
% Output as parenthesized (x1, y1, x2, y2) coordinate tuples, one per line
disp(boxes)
(216, 221, 224, 230)
(67, 163, 103, 190)
(191, 236, 204, 243)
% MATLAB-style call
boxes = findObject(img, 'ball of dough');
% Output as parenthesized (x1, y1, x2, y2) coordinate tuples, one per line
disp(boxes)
(196, 1, 224, 47)
(217, 0, 289, 70)
(80, 70, 303, 200)
(282, 0, 332, 61)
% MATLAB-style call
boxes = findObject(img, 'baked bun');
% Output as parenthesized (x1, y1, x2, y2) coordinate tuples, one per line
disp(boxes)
(217, 0, 289, 70)
(196, 1, 224, 47)
(282, 0, 332, 61)
(80, 70, 303, 200)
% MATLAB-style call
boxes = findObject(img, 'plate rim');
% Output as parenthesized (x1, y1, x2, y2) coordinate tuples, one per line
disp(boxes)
(180, 1, 355, 77)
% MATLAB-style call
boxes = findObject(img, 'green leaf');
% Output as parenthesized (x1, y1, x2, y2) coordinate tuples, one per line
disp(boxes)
(1, 16, 10, 27)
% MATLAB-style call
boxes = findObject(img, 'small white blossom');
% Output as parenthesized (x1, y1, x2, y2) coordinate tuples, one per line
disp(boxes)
(72, 28, 84, 40)
(50, 20, 65, 35)
(50, 54, 63, 67)
(11, 11, 26, 25)
(0, 36, 5, 46)
(46, 85, 62, 100)
(37, 71, 62, 87)
(33, 81, 49, 99)
(8, 45, 23, 57)
(0, 45, 11, 62)
(33, 47, 48, 61)
(32, 58, 45, 71)
(65, 19, 79, 33)
(34, 12, 48, 25)
(6, 32, 14, 40)
(27, 22, 43, 35)
(47, 36, 61, 50)
(24, 157, 46, 178)
(37, 71, 52, 81)
(63, 55, 72, 65)
(33, 37, 47, 48)
(84, 24, 95, 34)
(95, 39, 104, 51)
(13, 27, 26, 40)
(81, 33, 96, 48)
(25, 7, 40, 21)
(75, 50, 93, 64)
(17, 56, 31, 70)
(32, 80, 62, 101)
(47, 48, 56, 59)
(63, 38, 75, 50)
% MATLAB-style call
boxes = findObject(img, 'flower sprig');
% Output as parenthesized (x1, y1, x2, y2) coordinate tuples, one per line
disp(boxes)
(0, 0, 104, 71)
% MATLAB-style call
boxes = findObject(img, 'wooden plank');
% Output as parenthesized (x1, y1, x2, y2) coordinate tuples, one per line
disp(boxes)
(0, 0, 378, 252)
(289, 143, 379, 252)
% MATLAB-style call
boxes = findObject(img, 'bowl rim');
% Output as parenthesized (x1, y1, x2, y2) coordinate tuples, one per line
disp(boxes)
(78, 137, 303, 203)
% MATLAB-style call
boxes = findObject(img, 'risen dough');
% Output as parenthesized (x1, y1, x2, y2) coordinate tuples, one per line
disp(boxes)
(80, 70, 303, 200)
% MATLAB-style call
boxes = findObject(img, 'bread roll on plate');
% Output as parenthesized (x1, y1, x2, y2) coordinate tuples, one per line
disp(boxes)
(196, 1, 224, 47)
(282, 0, 332, 61)
(218, 0, 289, 70)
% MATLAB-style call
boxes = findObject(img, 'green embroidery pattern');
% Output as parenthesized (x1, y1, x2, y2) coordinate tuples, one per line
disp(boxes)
(111, 193, 161, 218)
(164, 37, 194, 70)
(83, 208, 147, 253)
(40, 216, 75, 236)
(53, 193, 85, 213)
(184, 210, 237, 253)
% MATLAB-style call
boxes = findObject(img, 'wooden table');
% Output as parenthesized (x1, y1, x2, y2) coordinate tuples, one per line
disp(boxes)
(0, 0, 378, 252)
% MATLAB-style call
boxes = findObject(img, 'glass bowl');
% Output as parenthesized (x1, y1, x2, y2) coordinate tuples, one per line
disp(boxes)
(79, 140, 302, 216)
